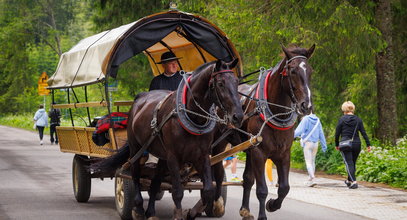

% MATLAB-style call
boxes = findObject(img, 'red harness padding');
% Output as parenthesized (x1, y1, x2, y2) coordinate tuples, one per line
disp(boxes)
(178, 76, 203, 135)
(255, 70, 294, 131)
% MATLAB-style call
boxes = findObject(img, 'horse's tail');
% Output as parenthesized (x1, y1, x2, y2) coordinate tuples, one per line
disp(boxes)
(89, 143, 130, 175)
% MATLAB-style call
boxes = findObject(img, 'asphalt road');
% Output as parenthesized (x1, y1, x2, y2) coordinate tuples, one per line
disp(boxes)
(0, 125, 369, 220)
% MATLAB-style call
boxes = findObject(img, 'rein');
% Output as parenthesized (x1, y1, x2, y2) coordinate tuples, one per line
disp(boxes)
(176, 69, 234, 135)
(239, 55, 308, 130)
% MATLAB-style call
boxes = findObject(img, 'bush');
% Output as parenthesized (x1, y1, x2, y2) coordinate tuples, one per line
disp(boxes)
(290, 138, 407, 189)
(357, 138, 407, 189)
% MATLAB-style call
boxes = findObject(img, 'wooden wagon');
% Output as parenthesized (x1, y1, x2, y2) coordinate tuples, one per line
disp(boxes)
(48, 8, 261, 219)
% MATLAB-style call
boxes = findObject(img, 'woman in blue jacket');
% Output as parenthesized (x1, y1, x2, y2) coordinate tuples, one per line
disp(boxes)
(33, 104, 48, 145)
(294, 113, 327, 187)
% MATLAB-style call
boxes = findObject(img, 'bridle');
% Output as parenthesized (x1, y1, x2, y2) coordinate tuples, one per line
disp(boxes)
(209, 69, 235, 114)
(281, 55, 308, 107)
(176, 67, 236, 135)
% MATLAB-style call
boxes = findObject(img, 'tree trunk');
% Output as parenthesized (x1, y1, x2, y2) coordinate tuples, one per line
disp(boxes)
(375, 0, 398, 144)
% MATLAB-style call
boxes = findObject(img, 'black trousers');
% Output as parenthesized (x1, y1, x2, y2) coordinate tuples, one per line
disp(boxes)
(340, 143, 361, 182)
(50, 124, 59, 143)
(37, 126, 45, 141)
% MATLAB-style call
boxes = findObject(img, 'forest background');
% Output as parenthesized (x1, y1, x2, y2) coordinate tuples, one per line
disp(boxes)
(0, 0, 405, 188)
(1, 0, 406, 142)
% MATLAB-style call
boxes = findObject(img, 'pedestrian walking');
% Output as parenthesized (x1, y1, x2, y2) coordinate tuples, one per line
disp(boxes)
(335, 101, 371, 189)
(49, 106, 61, 144)
(33, 104, 48, 145)
(294, 113, 327, 187)
(224, 155, 241, 182)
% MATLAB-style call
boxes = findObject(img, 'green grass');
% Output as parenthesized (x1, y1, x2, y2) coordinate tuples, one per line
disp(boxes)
(0, 113, 88, 135)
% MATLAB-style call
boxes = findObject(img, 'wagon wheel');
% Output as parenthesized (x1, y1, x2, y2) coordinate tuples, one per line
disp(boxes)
(72, 154, 91, 203)
(204, 175, 227, 217)
(148, 189, 165, 200)
(115, 169, 134, 220)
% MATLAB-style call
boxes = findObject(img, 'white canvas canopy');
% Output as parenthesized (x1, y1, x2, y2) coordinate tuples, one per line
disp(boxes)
(48, 21, 137, 89)
(48, 11, 241, 89)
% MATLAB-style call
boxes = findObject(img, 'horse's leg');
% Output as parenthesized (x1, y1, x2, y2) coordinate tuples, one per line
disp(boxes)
(186, 155, 214, 219)
(251, 151, 268, 220)
(166, 154, 184, 220)
(145, 159, 165, 220)
(131, 158, 145, 220)
(210, 141, 228, 216)
(240, 149, 255, 220)
(266, 154, 290, 212)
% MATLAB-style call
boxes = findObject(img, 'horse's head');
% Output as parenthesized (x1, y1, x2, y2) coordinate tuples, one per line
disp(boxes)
(209, 59, 244, 127)
(281, 44, 315, 115)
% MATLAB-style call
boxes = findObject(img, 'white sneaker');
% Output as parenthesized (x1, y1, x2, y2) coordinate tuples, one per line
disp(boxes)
(305, 180, 316, 187)
(40, 140, 43, 145)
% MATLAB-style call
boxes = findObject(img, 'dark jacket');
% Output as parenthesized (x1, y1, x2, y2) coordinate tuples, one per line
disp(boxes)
(149, 72, 182, 91)
(335, 114, 370, 146)
(49, 108, 61, 125)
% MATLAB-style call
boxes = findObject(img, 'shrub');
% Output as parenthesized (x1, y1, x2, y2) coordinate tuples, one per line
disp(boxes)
(290, 137, 407, 189)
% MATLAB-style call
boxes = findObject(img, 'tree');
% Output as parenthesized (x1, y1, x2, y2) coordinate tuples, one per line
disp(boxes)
(0, 0, 81, 113)
(375, 0, 398, 144)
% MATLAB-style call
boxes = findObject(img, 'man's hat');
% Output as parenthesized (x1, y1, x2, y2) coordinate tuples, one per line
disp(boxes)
(157, 51, 181, 64)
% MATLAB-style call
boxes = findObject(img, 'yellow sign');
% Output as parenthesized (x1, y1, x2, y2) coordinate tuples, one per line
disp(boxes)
(38, 72, 50, 96)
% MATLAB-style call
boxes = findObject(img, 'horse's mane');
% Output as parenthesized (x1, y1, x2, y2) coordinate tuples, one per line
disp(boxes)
(191, 61, 216, 76)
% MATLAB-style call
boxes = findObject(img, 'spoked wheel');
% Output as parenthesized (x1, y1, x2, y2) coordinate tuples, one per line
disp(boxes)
(204, 175, 227, 217)
(72, 154, 91, 203)
(115, 169, 134, 220)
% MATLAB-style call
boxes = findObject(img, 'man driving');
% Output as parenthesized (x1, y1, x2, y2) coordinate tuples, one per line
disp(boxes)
(149, 51, 182, 91)
(145, 51, 183, 168)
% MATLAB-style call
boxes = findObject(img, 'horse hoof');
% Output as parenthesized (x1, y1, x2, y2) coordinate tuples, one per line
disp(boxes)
(242, 215, 255, 220)
(239, 208, 254, 219)
(213, 197, 225, 217)
(182, 209, 195, 220)
(173, 208, 184, 220)
(266, 199, 280, 212)
(132, 209, 145, 220)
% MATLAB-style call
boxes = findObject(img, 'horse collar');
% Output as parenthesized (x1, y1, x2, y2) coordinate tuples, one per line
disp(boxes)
(255, 61, 297, 130)
(176, 74, 216, 135)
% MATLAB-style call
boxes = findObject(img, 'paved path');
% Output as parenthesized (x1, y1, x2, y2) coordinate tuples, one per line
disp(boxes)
(225, 161, 407, 220)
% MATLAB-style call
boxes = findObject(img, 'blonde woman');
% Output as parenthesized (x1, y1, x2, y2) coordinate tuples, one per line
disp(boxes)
(335, 101, 371, 189)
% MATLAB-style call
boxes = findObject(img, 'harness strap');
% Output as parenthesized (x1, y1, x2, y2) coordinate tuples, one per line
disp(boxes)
(151, 92, 173, 129)
(210, 128, 233, 149)
(127, 94, 175, 167)
(127, 109, 175, 166)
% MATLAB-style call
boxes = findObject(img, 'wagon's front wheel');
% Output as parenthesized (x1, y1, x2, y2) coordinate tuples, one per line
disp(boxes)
(115, 169, 134, 220)
(72, 154, 91, 203)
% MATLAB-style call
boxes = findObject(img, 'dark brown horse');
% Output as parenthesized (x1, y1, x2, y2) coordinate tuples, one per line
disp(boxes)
(93, 59, 243, 220)
(211, 45, 315, 220)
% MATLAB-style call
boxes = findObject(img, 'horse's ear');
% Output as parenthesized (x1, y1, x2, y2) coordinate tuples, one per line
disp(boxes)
(228, 58, 239, 69)
(215, 59, 223, 70)
(281, 44, 292, 59)
(307, 44, 316, 58)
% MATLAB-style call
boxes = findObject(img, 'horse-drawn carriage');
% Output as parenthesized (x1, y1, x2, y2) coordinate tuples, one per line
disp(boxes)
(48, 9, 263, 219)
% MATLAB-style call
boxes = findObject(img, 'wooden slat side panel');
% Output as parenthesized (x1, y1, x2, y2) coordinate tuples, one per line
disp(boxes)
(56, 127, 81, 154)
(87, 130, 114, 157)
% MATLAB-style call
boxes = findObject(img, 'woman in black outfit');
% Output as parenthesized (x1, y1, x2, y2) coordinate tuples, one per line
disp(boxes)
(335, 101, 371, 189)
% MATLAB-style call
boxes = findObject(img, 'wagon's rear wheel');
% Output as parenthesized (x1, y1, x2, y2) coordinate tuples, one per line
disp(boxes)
(115, 169, 134, 220)
(205, 175, 227, 217)
(72, 154, 91, 203)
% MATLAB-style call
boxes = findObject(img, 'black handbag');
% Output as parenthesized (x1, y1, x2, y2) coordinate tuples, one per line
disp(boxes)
(339, 122, 358, 151)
